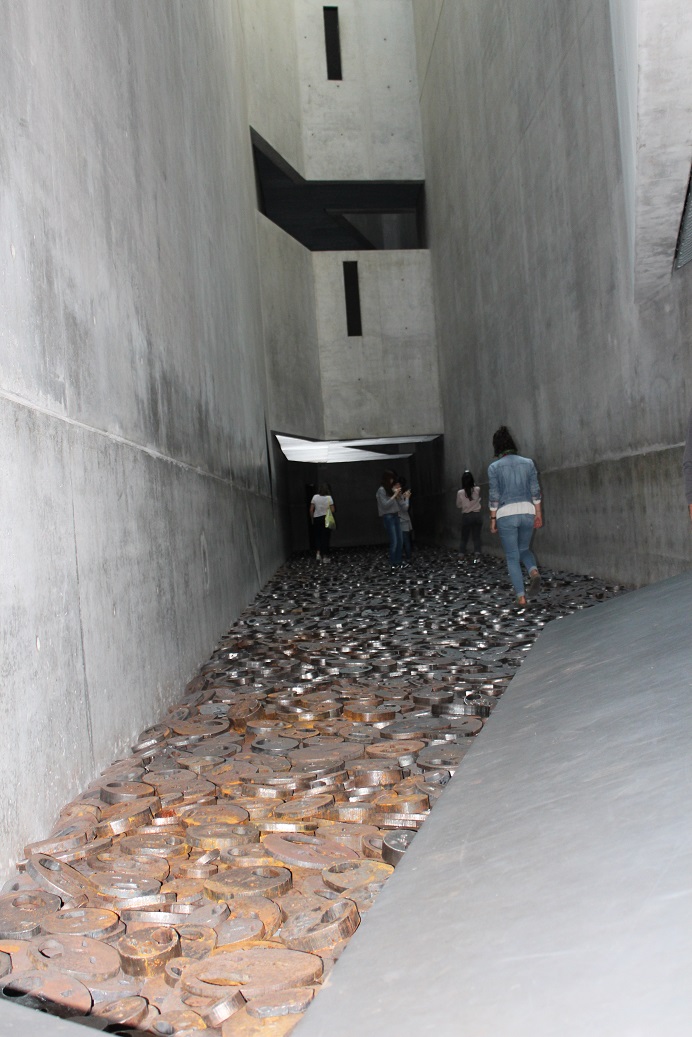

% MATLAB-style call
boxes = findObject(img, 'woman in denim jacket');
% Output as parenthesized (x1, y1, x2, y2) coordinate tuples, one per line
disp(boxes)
(488, 426, 542, 606)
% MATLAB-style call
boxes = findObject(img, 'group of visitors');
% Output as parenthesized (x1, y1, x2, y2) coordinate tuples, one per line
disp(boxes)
(311, 408, 691, 605)
(379, 425, 541, 605)
(312, 424, 544, 605)
(376, 470, 413, 568)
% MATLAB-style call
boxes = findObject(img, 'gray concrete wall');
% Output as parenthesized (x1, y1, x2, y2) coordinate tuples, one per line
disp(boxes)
(635, 0, 692, 295)
(413, 0, 692, 586)
(295, 0, 424, 181)
(314, 250, 442, 440)
(608, 0, 637, 271)
(0, 1, 286, 878)
(240, 0, 304, 174)
(242, 0, 423, 183)
(258, 214, 324, 440)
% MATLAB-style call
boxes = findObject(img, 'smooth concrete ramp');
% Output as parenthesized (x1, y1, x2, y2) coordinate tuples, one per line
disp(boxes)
(295, 572, 692, 1037)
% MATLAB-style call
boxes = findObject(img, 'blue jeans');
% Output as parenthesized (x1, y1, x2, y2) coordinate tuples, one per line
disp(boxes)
(382, 513, 403, 566)
(496, 514, 537, 596)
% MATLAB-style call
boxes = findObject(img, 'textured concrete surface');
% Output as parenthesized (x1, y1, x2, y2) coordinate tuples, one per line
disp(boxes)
(413, 0, 692, 584)
(295, 0, 424, 181)
(0, 1, 286, 877)
(635, 0, 692, 293)
(294, 572, 692, 1037)
(243, 0, 423, 182)
(314, 250, 441, 440)
(258, 214, 324, 440)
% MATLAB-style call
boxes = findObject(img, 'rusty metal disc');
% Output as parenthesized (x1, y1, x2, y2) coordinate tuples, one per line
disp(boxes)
(182, 804, 250, 827)
(321, 859, 394, 892)
(87, 872, 163, 901)
(370, 791, 430, 814)
(29, 934, 121, 982)
(245, 985, 314, 1019)
(218, 897, 282, 939)
(214, 915, 266, 949)
(92, 994, 149, 1026)
(0, 890, 62, 939)
(175, 923, 218, 960)
(170, 717, 231, 738)
(25, 854, 97, 902)
(42, 907, 122, 939)
(99, 780, 157, 805)
(181, 947, 322, 999)
(119, 833, 189, 859)
(116, 926, 181, 976)
(85, 849, 170, 881)
(262, 834, 359, 871)
(0, 969, 93, 1016)
(205, 867, 292, 900)
(416, 743, 467, 771)
(271, 795, 335, 820)
(278, 898, 360, 953)
(187, 822, 259, 851)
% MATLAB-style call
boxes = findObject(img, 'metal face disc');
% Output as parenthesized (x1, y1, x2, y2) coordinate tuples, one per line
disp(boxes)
(181, 947, 323, 1000)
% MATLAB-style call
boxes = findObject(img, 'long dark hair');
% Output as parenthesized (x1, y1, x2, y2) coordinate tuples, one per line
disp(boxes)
(461, 470, 475, 500)
(492, 426, 517, 456)
(380, 469, 397, 496)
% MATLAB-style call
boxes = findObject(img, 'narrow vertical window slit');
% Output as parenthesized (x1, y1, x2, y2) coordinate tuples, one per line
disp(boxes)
(323, 7, 342, 81)
(343, 261, 362, 336)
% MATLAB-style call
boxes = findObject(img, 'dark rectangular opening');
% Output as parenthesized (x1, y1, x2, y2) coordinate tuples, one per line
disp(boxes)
(323, 7, 343, 81)
(343, 261, 362, 336)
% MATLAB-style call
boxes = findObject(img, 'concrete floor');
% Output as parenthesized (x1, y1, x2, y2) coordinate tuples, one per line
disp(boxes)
(294, 570, 692, 1037)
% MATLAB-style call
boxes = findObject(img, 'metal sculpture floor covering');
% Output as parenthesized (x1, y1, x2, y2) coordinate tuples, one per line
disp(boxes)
(0, 548, 624, 1036)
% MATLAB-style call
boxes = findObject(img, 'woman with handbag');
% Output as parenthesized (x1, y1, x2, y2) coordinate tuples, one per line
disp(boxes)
(309, 483, 335, 563)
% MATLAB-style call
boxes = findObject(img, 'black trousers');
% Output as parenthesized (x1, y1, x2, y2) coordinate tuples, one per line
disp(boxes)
(313, 516, 331, 553)
(460, 512, 483, 553)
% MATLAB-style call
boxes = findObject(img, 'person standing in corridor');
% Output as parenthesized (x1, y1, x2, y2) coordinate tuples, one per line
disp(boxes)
(395, 478, 413, 563)
(309, 483, 335, 563)
(488, 426, 542, 606)
(456, 470, 482, 557)
(376, 470, 403, 568)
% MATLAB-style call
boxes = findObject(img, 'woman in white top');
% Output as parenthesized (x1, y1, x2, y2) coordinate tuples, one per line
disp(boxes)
(309, 483, 335, 562)
(456, 470, 482, 556)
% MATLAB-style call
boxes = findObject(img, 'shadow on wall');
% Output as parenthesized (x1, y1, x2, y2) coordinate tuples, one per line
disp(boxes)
(283, 439, 443, 554)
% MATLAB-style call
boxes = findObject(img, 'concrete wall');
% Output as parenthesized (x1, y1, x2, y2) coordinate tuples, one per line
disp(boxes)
(257, 214, 324, 439)
(295, 0, 424, 181)
(314, 250, 442, 440)
(635, 0, 692, 294)
(0, 1, 286, 878)
(413, 0, 692, 586)
(240, 0, 304, 174)
(609, 0, 637, 270)
(243, 0, 423, 183)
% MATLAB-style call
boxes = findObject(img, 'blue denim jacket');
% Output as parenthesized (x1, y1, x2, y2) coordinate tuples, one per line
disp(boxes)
(488, 454, 541, 510)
